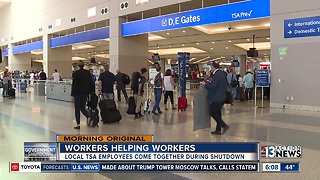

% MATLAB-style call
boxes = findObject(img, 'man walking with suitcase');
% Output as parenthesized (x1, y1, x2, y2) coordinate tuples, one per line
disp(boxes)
(98, 64, 116, 100)
(71, 60, 94, 129)
(204, 61, 230, 135)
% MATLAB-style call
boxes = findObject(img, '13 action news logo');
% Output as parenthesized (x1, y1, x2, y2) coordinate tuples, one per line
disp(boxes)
(261, 146, 302, 158)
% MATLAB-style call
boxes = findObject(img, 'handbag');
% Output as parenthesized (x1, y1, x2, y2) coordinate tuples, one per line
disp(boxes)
(224, 91, 233, 104)
(230, 74, 238, 87)
(224, 75, 234, 104)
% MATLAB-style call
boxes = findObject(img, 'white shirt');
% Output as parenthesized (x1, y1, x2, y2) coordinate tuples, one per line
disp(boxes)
(164, 76, 173, 91)
(52, 72, 60, 82)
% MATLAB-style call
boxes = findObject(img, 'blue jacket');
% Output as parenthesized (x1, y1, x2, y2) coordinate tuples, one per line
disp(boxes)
(205, 70, 227, 103)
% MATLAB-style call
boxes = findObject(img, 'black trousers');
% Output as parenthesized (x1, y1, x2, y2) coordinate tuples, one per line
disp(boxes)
(245, 88, 253, 101)
(117, 87, 128, 101)
(164, 91, 174, 105)
(209, 102, 227, 132)
(74, 95, 90, 125)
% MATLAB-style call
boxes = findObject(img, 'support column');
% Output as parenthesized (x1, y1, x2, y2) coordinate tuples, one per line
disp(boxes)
(43, 35, 73, 79)
(236, 55, 247, 77)
(109, 17, 148, 75)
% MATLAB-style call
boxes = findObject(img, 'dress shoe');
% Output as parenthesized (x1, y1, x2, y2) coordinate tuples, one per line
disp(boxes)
(223, 126, 230, 133)
(211, 131, 222, 135)
(74, 125, 80, 130)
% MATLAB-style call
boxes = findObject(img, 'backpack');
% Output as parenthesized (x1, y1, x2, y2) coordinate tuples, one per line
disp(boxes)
(123, 74, 131, 85)
(131, 72, 141, 92)
(230, 74, 238, 88)
(154, 73, 162, 87)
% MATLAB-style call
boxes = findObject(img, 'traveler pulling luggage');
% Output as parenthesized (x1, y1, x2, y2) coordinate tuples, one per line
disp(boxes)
(99, 96, 122, 124)
(87, 93, 99, 127)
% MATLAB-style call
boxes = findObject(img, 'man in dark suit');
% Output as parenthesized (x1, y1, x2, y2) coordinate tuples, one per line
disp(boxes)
(115, 70, 128, 103)
(205, 61, 230, 135)
(71, 60, 94, 129)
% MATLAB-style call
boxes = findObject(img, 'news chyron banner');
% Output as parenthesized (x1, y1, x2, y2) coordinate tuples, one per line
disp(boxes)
(10, 135, 301, 173)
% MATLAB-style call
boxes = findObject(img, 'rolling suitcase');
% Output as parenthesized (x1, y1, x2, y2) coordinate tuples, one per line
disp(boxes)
(127, 96, 136, 115)
(88, 108, 99, 127)
(178, 97, 188, 111)
(87, 93, 99, 127)
(101, 109, 122, 124)
(8, 88, 15, 98)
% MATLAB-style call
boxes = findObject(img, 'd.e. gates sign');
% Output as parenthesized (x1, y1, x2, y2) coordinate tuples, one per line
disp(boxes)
(122, 0, 270, 37)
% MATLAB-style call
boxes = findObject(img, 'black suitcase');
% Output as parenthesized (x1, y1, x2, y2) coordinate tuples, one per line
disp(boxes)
(127, 96, 136, 115)
(99, 99, 116, 111)
(8, 88, 15, 98)
(87, 108, 99, 127)
(87, 93, 98, 109)
(101, 109, 122, 124)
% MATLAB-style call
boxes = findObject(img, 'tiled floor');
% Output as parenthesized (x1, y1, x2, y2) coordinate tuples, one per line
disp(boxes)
(0, 91, 319, 180)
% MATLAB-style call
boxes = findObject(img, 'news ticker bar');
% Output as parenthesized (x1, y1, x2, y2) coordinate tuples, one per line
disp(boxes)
(56, 135, 154, 142)
(25, 142, 259, 162)
(9, 162, 300, 173)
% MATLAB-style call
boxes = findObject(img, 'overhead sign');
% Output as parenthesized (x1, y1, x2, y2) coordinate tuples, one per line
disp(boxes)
(284, 15, 320, 38)
(256, 70, 270, 87)
(122, 0, 270, 37)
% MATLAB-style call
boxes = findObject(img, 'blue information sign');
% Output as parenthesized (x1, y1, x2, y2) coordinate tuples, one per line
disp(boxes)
(178, 52, 186, 97)
(284, 15, 320, 38)
(122, 0, 270, 37)
(256, 70, 270, 87)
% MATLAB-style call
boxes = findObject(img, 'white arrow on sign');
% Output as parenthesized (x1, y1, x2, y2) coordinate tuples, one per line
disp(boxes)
(288, 30, 292, 35)
(288, 23, 293, 27)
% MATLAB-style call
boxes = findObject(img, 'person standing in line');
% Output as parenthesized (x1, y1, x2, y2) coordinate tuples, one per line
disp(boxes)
(163, 69, 176, 110)
(236, 74, 243, 103)
(98, 64, 115, 100)
(227, 68, 237, 103)
(89, 69, 96, 92)
(152, 66, 164, 115)
(243, 70, 254, 102)
(52, 69, 60, 83)
(115, 70, 128, 103)
(133, 68, 148, 119)
(204, 61, 230, 135)
(71, 61, 94, 130)
(39, 69, 47, 81)
(2, 74, 9, 97)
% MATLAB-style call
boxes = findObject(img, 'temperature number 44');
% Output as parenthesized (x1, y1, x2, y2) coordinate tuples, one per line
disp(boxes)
(285, 165, 295, 170)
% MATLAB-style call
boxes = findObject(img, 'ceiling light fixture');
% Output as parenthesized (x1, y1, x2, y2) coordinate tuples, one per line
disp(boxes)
(236, 26, 253, 30)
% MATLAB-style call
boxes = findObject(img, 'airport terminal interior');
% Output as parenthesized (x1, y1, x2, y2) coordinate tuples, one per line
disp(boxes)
(0, 0, 320, 179)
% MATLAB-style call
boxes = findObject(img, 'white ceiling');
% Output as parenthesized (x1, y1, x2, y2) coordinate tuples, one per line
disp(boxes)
(0, 0, 10, 9)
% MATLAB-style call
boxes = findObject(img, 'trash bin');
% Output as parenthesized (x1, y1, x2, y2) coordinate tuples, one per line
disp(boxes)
(34, 83, 46, 96)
